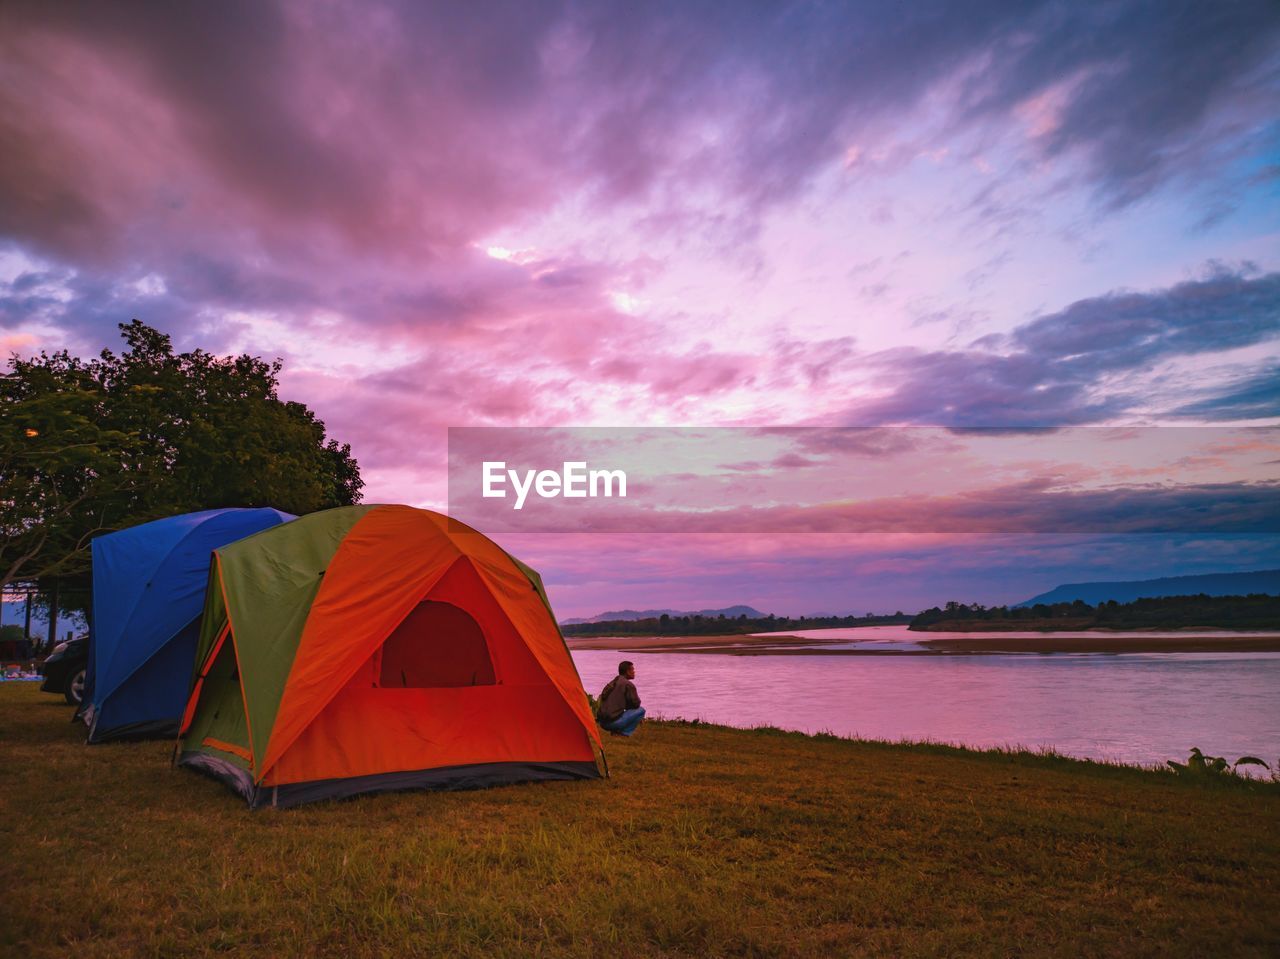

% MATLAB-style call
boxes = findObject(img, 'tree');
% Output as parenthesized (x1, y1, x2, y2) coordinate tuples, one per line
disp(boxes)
(1, 350, 158, 592)
(1, 320, 363, 598)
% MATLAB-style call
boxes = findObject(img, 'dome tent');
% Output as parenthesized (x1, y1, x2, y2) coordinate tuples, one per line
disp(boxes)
(176, 505, 605, 808)
(84, 507, 294, 743)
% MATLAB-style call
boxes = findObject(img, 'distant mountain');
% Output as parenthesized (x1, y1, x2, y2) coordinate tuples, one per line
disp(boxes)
(560, 605, 767, 625)
(1016, 569, 1280, 607)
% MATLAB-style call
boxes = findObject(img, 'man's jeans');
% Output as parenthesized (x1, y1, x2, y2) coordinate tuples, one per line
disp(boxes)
(601, 707, 646, 736)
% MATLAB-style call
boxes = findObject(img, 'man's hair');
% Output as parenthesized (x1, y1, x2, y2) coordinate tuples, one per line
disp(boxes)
(618, 660, 634, 675)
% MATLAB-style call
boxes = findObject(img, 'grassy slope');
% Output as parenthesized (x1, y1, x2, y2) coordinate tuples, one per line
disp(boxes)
(2, 683, 1278, 958)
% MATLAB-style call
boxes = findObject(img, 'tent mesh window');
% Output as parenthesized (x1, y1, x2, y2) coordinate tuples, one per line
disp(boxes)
(377, 600, 497, 688)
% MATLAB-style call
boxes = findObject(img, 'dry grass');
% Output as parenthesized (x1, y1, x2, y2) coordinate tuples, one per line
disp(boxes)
(2, 683, 1278, 958)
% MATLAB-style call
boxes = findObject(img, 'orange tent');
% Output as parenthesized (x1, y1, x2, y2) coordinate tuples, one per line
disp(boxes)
(177, 505, 605, 808)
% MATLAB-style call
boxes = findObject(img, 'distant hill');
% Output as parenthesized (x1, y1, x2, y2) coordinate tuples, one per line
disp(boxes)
(560, 605, 767, 626)
(1017, 569, 1280, 607)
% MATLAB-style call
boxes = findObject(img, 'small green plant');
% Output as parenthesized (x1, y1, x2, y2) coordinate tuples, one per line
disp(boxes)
(1167, 747, 1271, 777)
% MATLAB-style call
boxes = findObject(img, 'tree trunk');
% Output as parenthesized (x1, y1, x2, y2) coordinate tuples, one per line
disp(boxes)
(46, 578, 59, 653)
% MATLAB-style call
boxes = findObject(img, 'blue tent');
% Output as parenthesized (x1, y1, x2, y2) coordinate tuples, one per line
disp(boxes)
(84, 508, 293, 743)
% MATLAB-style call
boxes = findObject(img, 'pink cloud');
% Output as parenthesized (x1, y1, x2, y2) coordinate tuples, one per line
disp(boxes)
(2, 2, 1277, 615)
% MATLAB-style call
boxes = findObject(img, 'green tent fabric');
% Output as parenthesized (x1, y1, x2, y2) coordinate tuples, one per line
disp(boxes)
(185, 506, 375, 768)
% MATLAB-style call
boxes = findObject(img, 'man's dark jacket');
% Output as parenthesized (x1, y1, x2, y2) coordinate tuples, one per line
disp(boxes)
(597, 675, 640, 723)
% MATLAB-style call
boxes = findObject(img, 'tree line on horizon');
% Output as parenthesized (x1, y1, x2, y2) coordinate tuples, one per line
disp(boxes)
(563, 593, 1280, 638)
(2, 320, 362, 630)
(561, 610, 914, 637)
(909, 593, 1280, 630)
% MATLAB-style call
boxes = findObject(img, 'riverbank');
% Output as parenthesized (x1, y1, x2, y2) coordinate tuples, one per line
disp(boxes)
(916, 634, 1280, 654)
(567, 629, 1280, 655)
(3, 683, 1278, 957)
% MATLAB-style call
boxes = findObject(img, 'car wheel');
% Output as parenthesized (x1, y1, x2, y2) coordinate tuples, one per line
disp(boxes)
(64, 668, 86, 706)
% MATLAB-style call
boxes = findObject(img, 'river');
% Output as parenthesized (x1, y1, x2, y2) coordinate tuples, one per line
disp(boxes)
(570, 627, 1280, 773)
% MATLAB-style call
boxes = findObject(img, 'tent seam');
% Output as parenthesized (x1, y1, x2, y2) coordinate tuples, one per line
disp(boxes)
(217, 553, 258, 772)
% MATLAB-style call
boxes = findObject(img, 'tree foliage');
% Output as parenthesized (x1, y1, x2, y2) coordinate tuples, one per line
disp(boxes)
(1, 320, 362, 594)
(910, 593, 1280, 630)
(561, 610, 914, 637)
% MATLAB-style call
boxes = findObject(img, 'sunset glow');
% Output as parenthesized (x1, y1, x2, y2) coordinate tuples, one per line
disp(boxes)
(3, 1, 1278, 616)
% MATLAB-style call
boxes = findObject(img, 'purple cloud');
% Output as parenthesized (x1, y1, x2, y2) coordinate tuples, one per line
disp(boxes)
(839, 269, 1280, 425)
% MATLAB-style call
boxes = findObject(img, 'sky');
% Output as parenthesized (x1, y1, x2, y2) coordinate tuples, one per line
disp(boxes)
(2, 1, 1279, 618)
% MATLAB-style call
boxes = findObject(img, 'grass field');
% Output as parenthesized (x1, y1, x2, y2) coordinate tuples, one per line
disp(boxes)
(2, 682, 1278, 958)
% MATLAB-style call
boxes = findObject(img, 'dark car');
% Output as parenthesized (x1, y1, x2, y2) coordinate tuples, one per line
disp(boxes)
(40, 636, 88, 705)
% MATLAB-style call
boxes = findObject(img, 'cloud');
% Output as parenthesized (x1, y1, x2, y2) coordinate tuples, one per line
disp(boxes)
(3, 2, 1274, 346)
(457, 470, 1280, 535)
(2, 1, 1277, 625)
(957, 2, 1280, 208)
(1009, 268, 1280, 370)
(3, 1, 1276, 272)
(1172, 364, 1280, 420)
(838, 269, 1280, 425)
(1, 0, 1277, 512)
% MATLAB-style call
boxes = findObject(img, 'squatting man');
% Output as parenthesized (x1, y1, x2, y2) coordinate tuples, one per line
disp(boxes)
(596, 660, 645, 737)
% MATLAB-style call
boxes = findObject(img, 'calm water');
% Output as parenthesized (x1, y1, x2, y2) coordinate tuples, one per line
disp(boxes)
(732, 625, 1280, 652)
(571, 629, 1280, 772)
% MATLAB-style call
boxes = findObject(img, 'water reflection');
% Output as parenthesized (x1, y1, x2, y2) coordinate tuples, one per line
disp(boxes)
(572, 646, 1280, 773)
